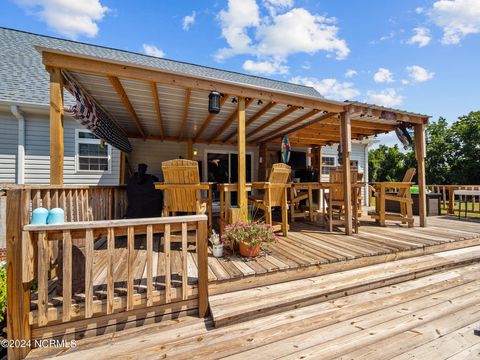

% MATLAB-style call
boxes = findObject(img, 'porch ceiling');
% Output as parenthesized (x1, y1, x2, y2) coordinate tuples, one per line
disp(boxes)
(42, 48, 429, 148)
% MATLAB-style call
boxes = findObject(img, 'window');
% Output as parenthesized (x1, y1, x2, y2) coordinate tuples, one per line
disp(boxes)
(321, 155, 336, 175)
(75, 130, 111, 173)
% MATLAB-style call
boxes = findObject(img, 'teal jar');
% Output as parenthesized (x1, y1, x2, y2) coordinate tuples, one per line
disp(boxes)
(31, 207, 49, 225)
(47, 208, 65, 225)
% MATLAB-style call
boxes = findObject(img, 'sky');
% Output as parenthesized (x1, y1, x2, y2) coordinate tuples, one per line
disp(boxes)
(1, 0, 479, 146)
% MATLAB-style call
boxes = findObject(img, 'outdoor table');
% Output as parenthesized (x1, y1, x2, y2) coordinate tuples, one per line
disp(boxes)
(218, 183, 253, 234)
(454, 189, 480, 218)
(290, 182, 322, 222)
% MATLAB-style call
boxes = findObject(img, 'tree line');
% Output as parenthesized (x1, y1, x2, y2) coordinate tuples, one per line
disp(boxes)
(369, 111, 480, 185)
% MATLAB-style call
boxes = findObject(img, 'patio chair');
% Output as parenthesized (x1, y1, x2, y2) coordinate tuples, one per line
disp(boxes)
(249, 163, 291, 236)
(155, 159, 212, 231)
(368, 168, 416, 227)
(325, 167, 362, 232)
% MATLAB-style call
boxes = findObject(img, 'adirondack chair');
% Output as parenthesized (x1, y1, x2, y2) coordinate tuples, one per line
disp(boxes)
(368, 168, 416, 227)
(325, 167, 362, 233)
(155, 159, 213, 231)
(249, 163, 291, 236)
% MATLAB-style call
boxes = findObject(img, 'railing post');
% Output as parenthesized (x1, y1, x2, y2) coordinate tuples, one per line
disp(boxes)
(197, 219, 209, 317)
(6, 189, 31, 359)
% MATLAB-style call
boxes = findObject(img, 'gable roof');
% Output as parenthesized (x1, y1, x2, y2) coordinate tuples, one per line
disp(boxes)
(0, 27, 323, 107)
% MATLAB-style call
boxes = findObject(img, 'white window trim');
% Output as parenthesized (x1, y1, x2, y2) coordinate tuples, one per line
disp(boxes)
(321, 155, 336, 175)
(75, 129, 112, 174)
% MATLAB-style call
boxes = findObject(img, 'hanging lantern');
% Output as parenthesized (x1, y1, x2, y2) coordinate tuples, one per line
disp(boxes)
(208, 91, 222, 114)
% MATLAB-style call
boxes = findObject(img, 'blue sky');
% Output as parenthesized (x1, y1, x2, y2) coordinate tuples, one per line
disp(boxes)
(1, 0, 479, 145)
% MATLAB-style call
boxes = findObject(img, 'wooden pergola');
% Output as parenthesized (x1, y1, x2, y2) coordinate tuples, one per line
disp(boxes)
(40, 48, 429, 234)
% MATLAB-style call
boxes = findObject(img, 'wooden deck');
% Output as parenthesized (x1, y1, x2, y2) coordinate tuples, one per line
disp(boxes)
(28, 251, 480, 359)
(207, 215, 480, 294)
(37, 215, 480, 313)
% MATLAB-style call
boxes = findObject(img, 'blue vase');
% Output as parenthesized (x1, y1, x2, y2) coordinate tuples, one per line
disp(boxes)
(31, 207, 49, 225)
(47, 208, 65, 225)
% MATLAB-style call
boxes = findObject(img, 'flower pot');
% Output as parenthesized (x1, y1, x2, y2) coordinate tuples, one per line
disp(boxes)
(239, 241, 261, 257)
(212, 244, 223, 258)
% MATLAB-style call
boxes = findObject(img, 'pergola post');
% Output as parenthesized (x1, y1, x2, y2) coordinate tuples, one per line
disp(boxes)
(414, 123, 427, 227)
(237, 97, 248, 221)
(340, 111, 353, 235)
(187, 138, 194, 160)
(49, 67, 64, 185)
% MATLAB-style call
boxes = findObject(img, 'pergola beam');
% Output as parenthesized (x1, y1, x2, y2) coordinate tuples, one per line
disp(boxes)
(222, 101, 276, 142)
(150, 82, 164, 140)
(259, 112, 338, 144)
(251, 109, 319, 144)
(178, 88, 191, 141)
(42, 51, 345, 113)
(108, 75, 146, 138)
(210, 98, 253, 143)
(247, 105, 299, 137)
(193, 94, 229, 141)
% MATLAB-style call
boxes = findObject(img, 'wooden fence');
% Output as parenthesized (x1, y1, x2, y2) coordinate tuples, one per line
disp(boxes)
(5, 187, 209, 359)
(427, 185, 480, 215)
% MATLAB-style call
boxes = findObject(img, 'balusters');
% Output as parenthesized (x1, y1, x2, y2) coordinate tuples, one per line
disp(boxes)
(62, 230, 72, 322)
(127, 226, 135, 310)
(164, 224, 171, 304)
(181, 222, 188, 301)
(37, 231, 49, 326)
(146, 225, 153, 307)
(107, 227, 115, 315)
(85, 229, 94, 318)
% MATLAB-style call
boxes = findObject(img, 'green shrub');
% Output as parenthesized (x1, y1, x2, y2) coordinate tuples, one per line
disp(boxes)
(0, 265, 6, 323)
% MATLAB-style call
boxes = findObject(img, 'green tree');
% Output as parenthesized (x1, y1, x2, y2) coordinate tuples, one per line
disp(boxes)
(449, 111, 480, 184)
(369, 144, 408, 182)
(425, 117, 454, 184)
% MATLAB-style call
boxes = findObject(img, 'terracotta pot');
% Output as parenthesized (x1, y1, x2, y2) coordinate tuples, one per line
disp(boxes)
(239, 241, 260, 257)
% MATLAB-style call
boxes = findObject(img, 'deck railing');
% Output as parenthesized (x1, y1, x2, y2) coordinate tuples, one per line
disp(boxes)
(427, 185, 480, 215)
(5, 187, 208, 359)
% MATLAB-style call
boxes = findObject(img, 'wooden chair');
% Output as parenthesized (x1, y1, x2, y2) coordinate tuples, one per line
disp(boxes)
(368, 168, 416, 227)
(249, 163, 291, 236)
(155, 159, 213, 231)
(325, 167, 362, 233)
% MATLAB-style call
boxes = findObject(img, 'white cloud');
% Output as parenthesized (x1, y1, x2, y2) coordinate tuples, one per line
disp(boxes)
(345, 69, 357, 78)
(290, 76, 360, 101)
(256, 8, 349, 60)
(182, 11, 196, 31)
(14, 0, 109, 39)
(366, 88, 404, 107)
(415, 7, 424, 14)
(405, 65, 434, 83)
(215, 1, 349, 63)
(373, 68, 394, 83)
(243, 59, 288, 74)
(216, 0, 260, 61)
(263, 0, 294, 15)
(301, 61, 311, 70)
(407, 27, 432, 47)
(142, 44, 165, 58)
(429, 0, 480, 44)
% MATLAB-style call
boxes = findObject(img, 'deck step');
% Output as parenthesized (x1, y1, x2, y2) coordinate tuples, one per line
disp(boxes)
(209, 245, 480, 327)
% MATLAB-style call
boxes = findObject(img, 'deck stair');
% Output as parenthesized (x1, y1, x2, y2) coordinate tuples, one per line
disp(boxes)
(209, 245, 480, 327)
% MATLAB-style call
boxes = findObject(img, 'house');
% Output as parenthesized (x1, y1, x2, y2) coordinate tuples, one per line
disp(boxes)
(0, 27, 374, 194)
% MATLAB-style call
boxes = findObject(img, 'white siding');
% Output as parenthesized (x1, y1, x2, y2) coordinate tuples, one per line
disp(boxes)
(23, 115, 120, 185)
(321, 143, 366, 181)
(0, 111, 18, 183)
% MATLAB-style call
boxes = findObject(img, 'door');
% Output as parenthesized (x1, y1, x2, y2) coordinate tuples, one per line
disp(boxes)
(206, 151, 253, 205)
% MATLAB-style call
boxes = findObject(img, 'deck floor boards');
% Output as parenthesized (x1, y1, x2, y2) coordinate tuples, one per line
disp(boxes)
(28, 261, 480, 359)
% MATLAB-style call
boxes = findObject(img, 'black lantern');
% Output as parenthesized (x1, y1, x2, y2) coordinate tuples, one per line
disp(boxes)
(208, 91, 222, 114)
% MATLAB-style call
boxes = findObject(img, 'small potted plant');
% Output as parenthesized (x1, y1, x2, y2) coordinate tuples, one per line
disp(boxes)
(209, 230, 224, 258)
(222, 221, 277, 258)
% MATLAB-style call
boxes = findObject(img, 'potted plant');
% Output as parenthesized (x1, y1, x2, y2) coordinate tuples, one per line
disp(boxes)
(209, 230, 224, 258)
(222, 221, 277, 258)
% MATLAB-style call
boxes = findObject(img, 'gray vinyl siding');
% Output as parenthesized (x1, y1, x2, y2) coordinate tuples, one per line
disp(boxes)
(0, 111, 18, 183)
(23, 115, 120, 185)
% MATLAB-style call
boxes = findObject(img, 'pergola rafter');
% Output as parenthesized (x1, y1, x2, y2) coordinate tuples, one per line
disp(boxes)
(178, 88, 191, 141)
(108, 75, 146, 138)
(193, 94, 230, 141)
(150, 82, 164, 140)
(209, 98, 253, 143)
